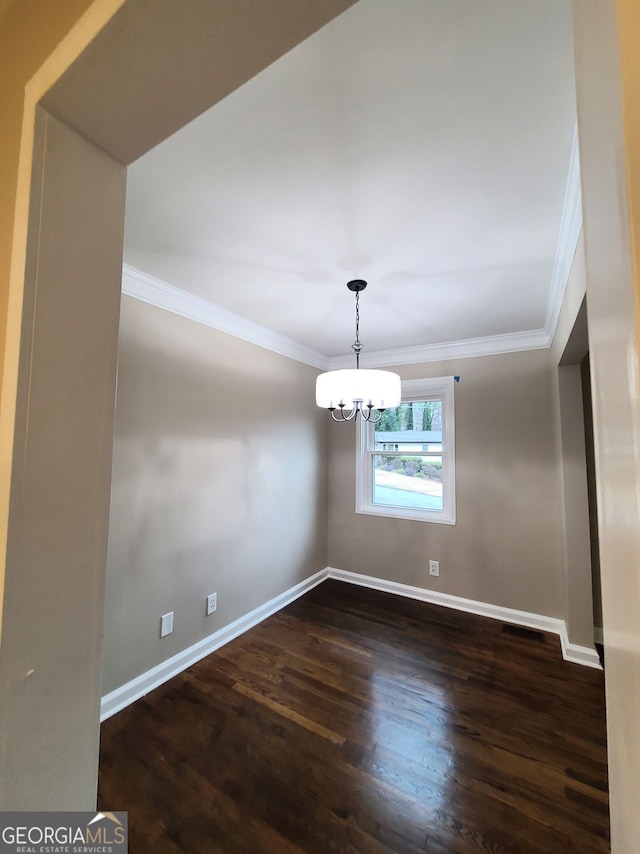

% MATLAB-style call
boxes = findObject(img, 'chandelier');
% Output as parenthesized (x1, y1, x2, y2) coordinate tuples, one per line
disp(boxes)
(315, 280, 401, 422)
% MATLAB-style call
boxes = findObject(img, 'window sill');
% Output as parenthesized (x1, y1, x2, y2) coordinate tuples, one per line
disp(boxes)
(356, 503, 456, 525)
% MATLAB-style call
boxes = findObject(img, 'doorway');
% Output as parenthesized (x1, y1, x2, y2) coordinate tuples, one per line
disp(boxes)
(580, 351, 604, 662)
(557, 297, 600, 654)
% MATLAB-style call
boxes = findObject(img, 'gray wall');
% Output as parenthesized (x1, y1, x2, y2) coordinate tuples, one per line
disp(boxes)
(102, 296, 328, 694)
(328, 349, 565, 617)
(0, 111, 125, 809)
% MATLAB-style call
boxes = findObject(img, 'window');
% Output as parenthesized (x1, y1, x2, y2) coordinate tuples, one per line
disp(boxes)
(356, 376, 456, 524)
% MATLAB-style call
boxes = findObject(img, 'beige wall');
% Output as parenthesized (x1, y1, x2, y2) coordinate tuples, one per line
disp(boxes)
(328, 349, 565, 618)
(573, 1, 640, 849)
(102, 297, 328, 693)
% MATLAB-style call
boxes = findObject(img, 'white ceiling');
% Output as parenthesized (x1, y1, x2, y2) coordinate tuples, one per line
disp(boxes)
(123, 0, 578, 364)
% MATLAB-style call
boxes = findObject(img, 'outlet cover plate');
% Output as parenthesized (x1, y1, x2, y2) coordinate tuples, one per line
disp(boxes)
(429, 560, 440, 577)
(160, 611, 174, 637)
(206, 592, 217, 616)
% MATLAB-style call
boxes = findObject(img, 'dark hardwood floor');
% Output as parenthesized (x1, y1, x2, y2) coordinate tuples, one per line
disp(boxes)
(98, 580, 609, 853)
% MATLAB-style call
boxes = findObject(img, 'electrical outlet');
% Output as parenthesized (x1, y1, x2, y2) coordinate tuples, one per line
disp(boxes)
(160, 611, 174, 637)
(429, 560, 440, 577)
(206, 592, 217, 616)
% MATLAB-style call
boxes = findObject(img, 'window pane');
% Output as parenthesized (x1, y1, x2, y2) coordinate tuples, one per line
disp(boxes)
(374, 401, 442, 452)
(372, 453, 443, 512)
(423, 443, 442, 453)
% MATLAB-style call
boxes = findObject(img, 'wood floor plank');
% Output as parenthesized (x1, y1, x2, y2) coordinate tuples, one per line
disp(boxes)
(99, 579, 609, 852)
(231, 681, 346, 746)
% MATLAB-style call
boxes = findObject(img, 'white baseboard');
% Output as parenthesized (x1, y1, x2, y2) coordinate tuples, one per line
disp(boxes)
(326, 567, 603, 670)
(101, 565, 602, 719)
(100, 569, 327, 721)
(559, 624, 603, 669)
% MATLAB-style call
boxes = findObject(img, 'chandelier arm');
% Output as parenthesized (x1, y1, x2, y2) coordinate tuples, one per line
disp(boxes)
(330, 404, 359, 422)
(361, 405, 385, 424)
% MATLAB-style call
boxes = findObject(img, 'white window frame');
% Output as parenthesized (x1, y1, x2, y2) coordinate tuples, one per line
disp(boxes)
(356, 376, 456, 524)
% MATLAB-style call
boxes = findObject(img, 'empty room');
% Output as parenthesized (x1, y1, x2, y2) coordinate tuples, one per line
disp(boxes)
(1, 1, 639, 852)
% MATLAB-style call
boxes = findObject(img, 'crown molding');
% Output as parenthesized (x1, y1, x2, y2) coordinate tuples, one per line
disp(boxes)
(122, 262, 550, 369)
(123, 128, 581, 373)
(544, 125, 583, 341)
(327, 327, 550, 369)
(121, 265, 330, 370)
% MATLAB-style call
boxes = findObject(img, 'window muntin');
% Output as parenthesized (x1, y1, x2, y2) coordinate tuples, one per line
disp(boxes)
(356, 377, 456, 524)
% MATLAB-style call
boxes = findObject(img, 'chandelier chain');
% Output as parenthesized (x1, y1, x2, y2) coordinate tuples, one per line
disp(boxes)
(351, 289, 363, 368)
